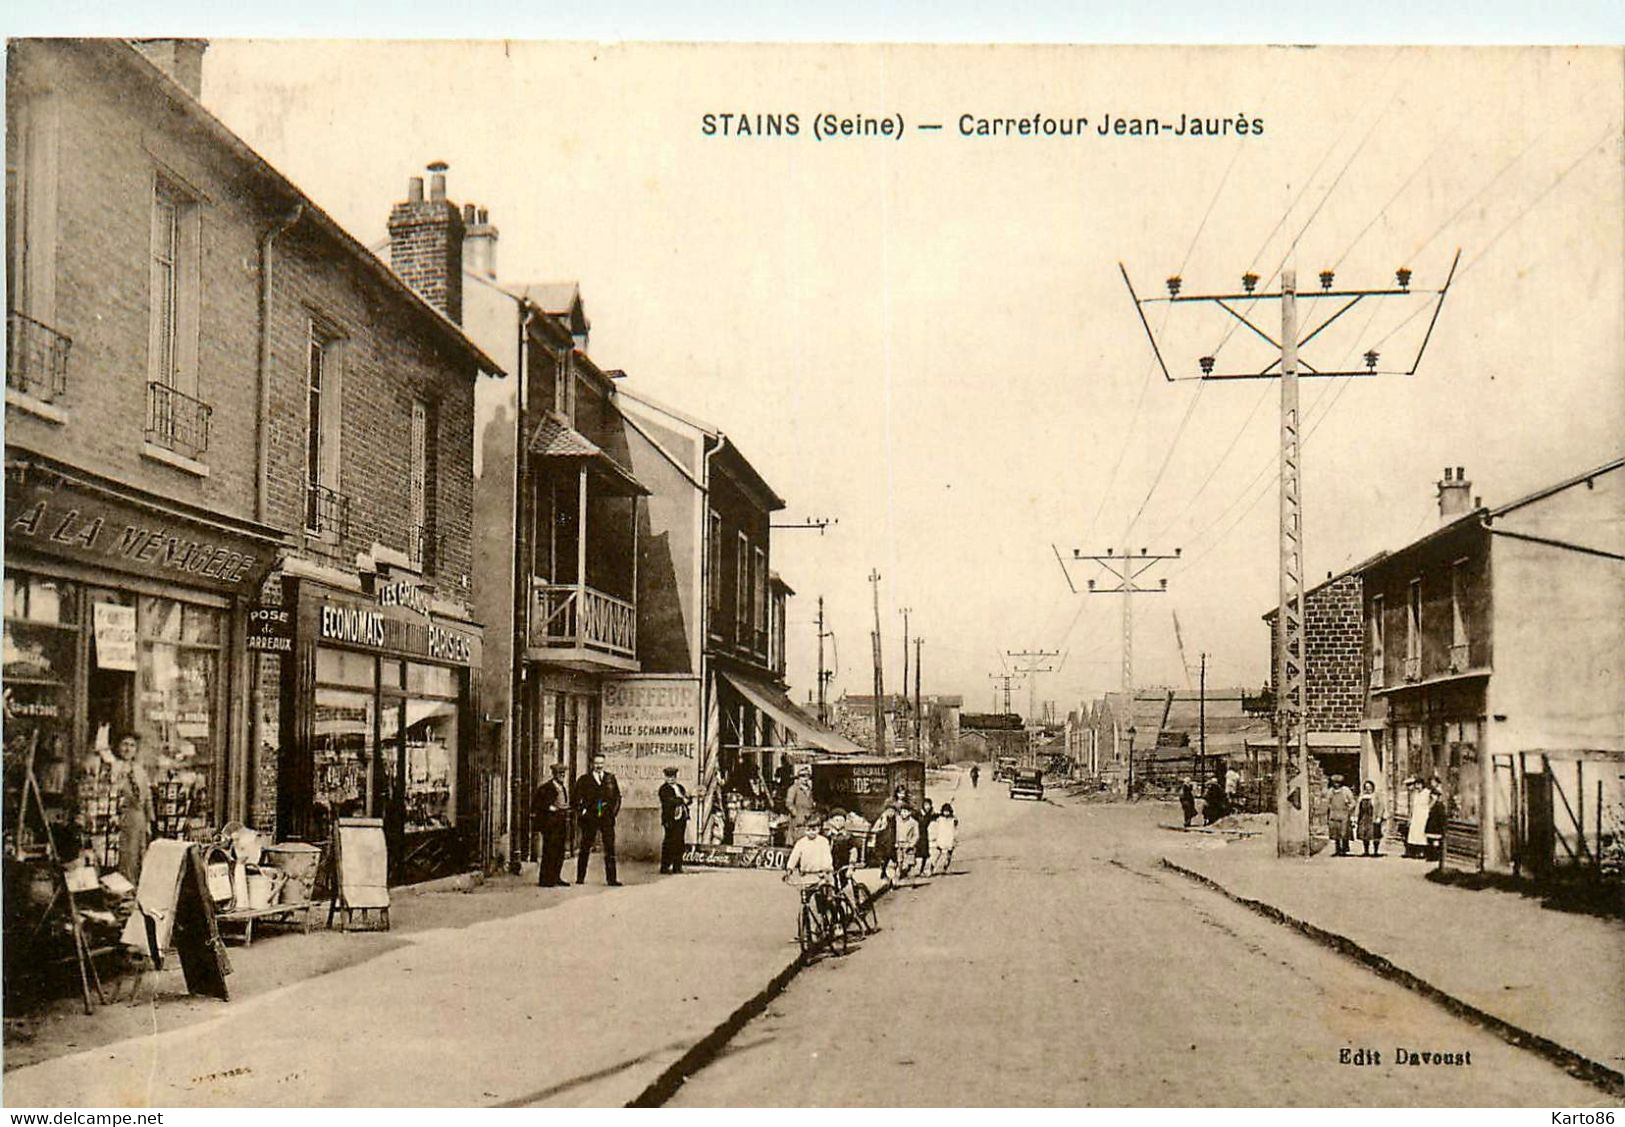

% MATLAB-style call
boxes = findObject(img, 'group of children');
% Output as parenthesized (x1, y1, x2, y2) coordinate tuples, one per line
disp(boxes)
(782, 789, 960, 885)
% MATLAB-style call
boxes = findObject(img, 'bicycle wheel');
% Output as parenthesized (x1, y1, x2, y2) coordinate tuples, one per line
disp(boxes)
(798, 900, 821, 955)
(819, 895, 849, 955)
(854, 883, 879, 934)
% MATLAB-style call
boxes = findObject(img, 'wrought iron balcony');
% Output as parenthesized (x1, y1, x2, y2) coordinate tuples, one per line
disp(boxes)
(530, 581, 635, 660)
(7, 311, 71, 402)
(305, 481, 351, 538)
(145, 381, 211, 459)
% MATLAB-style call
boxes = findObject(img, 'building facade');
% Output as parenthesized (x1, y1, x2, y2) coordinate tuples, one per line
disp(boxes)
(5, 40, 498, 888)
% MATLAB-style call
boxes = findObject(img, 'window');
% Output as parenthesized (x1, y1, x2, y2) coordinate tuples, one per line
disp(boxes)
(1449, 559, 1469, 667)
(8, 93, 68, 404)
(147, 177, 199, 397)
(1369, 595, 1385, 687)
(1406, 578, 1422, 680)
(735, 533, 750, 640)
(304, 322, 345, 535)
(753, 547, 767, 649)
(706, 510, 723, 629)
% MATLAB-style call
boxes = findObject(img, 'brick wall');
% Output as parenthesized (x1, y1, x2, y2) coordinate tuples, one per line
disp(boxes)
(1265, 572, 1365, 733)
(387, 197, 464, 325)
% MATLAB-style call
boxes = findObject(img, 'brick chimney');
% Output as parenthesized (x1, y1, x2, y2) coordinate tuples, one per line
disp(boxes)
(1437, 465, 1473, 523)
(132, 39, 209, 99)
(387, 162, 465, 324)
(463, 204, 498, 281)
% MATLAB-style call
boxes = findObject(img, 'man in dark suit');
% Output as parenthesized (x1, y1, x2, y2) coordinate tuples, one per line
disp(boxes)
(575, 752, 623, 886)
(657, 766, 690, 874)
(533, 761, 571, 887)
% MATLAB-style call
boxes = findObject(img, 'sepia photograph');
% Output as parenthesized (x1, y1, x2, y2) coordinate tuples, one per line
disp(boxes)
(1, 7, 1622, 1112)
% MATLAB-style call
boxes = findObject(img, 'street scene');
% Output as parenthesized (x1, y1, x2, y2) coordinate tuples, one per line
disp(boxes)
(2, 32, 1622, 1111)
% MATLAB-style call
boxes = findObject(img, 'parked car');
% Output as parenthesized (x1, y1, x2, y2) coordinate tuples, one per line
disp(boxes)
(1009, 768, 1045, 801)
(995, 756, 1019, 782)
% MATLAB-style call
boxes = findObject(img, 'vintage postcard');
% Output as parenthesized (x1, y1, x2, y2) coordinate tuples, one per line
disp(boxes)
(2, 31, 1621, 1113)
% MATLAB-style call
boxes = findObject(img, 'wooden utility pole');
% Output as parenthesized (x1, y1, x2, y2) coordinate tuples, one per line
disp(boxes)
(1123, 253, 1458, 855)
(1199, 651, 1208, 785)
(913, 635, 923, 757)
(868, 569, 886, 754)
(899, 607, 912, 747)
(815, 596, 834, 725)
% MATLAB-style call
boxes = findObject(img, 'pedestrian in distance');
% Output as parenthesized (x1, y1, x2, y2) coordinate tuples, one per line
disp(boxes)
(1326, 774, 1356, 856)
(915, 797, 936, 876)
(534, 761, 572, 886)
(870, 801, 897, 880)
(893, 804, 921, 883)
(113, 732, 153, 884)
(786, 768, 817, 839)
(1424, 778, 1447, 860)
(1179, 778, 1197, 828)
(1203, 775, 1227, 825)
(1355, 778, 1385, 857)
(970, 764, 980, 789)
(931, 803, 958, 874)
(1404, 779, 1432, 858)
(657, 765, 689, 874)
(574, 753, 623, 886)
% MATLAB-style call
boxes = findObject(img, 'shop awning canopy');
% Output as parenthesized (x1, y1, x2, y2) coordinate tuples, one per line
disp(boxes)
(718, 669, 863, 755)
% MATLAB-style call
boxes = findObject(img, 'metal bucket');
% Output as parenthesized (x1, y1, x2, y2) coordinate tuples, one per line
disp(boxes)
(260, 842, 322, 882)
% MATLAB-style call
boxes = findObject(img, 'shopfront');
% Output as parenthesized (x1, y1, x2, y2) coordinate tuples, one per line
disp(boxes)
(277, 576, 481, 884)
(1382, 678, 1487, 864)
(3, 456, 281, 866)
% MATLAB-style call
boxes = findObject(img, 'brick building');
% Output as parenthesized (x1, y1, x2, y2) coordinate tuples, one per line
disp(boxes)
(5, 40, 500, 891)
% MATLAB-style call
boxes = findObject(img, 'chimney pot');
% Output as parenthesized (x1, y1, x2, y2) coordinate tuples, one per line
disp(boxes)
(430, 173, 447, 201)
(1457, 466, 1466, 479)
(408, 177, 424, 203)
(463, 203, 477, 224)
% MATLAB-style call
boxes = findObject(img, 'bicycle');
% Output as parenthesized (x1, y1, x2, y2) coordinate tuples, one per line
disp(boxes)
(832, 866, 879, 936)
(787, 872, 849, 956)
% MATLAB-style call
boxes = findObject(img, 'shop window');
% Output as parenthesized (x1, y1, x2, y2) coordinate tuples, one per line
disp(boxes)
(317, 646, 375, 688)
(135, 595, 224, 838)
(313, 686, 375, 825)
(3, 573, 81, 859)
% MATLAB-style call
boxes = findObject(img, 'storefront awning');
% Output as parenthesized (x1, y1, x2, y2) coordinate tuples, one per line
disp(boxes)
(718, 668, 863, 755)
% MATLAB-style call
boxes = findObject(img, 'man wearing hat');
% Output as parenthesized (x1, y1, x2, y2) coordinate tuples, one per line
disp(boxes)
(1326, 773, 1357, 856)
(657, 765, 690, 874)
(533, 761, 572, 887)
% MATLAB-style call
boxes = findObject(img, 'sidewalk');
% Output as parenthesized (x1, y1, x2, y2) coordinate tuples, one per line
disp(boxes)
(2, 861, 890, 1108)
(1160, 827, 1625, 1088)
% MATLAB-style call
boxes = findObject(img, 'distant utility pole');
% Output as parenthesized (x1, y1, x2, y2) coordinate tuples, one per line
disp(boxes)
(1199, 652, 1208, 785)
(913, 636, 923, 756)
(1124, 254, 1458, 855)
(899, 606, 912, 739)
(868, 569, 886, 754)
(988, 671, 1022, 716)
(1006, 649, 1060, 727)
(815, 596, 835, 725)
(1074, 547, 1178, 795)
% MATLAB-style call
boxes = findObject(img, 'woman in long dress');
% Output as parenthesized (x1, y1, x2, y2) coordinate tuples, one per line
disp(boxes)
(114, 733, 153, 883)
(1404, 780, 1431, 859)
(1355, 779, 1386, 856)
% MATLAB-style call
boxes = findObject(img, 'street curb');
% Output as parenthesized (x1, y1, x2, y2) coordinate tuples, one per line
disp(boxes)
(625, 878, 897, 1107)
(1159, 857, 1625, 1098)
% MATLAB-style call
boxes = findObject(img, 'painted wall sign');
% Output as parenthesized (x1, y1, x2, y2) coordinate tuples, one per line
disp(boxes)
(376, 579, 432, 618)
(313, 595, 479, 668)
(246, 605, 294, 653)
(600, 676, 701, 806)
(92, 602, 138, 671)
(5, 473, 277, 595)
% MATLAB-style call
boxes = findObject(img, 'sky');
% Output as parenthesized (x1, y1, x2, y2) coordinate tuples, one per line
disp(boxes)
(190, 39, 1624, 715)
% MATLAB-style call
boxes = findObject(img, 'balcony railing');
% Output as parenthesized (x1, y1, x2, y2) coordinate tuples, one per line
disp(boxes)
(530, 581, 635, 659)
(1403, 655, 1422, 682)
(7, 312, 71, 402)
(145, 381, 211, 459)
(306, 481, 351, 538)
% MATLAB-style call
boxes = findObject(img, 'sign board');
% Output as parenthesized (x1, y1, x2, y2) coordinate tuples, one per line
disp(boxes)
(92, 602, 137, 671)
(812, 757, 925, 822)
(600, 675, 702, 806)
(334, 817, 390, 910)
(246, 604, 294, 653)
(313, 594, 478, 667)
(680, 842, 789, 870)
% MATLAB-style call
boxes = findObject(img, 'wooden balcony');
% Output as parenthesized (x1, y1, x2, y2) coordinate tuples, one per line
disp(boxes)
(528, 580, 638, 671)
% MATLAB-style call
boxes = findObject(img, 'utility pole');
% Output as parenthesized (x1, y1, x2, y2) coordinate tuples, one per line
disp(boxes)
(899, 607, 912, 747)
(1007, 649, 1059, 767)
(815, 596, 835, 725)
(988, 671, 1022, 717)
(1123, 254, 1458, 855)
(868, 569, 886, 754)
(1199, 652, 1208, 786)
(913, 636, 923, 757)
(1074, 547, 1179, 792)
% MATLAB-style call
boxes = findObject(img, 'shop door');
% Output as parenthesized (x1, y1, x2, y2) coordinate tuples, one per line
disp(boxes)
(1522, 771, 1554, 874)
(85, 587, 136, 749)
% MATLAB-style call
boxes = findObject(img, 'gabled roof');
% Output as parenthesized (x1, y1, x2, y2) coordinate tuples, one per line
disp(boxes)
(617, 386, 786, 511)
(527, 413, 647, 496)
(79, 40, 502, 378)
(1486, 455, 1625, 521)
(518, 282, 587, 324)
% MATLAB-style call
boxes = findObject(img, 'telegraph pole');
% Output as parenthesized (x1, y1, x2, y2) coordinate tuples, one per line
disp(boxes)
(988, 671, 1021, 717)
(913, 636, 923, 757)
(1123, 254, 1459, 855)
(1074, 548, 1178, 796)
(815, 596, 835, 725)
(868, 569, 886, 754)
(1008, 649, 1059, 767)
(1199, 652, 1208, 786)
(899, 607, 912, 745)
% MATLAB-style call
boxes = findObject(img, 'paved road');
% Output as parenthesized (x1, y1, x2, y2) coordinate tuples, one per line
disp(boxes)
(669, 778, 1611, 1107)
